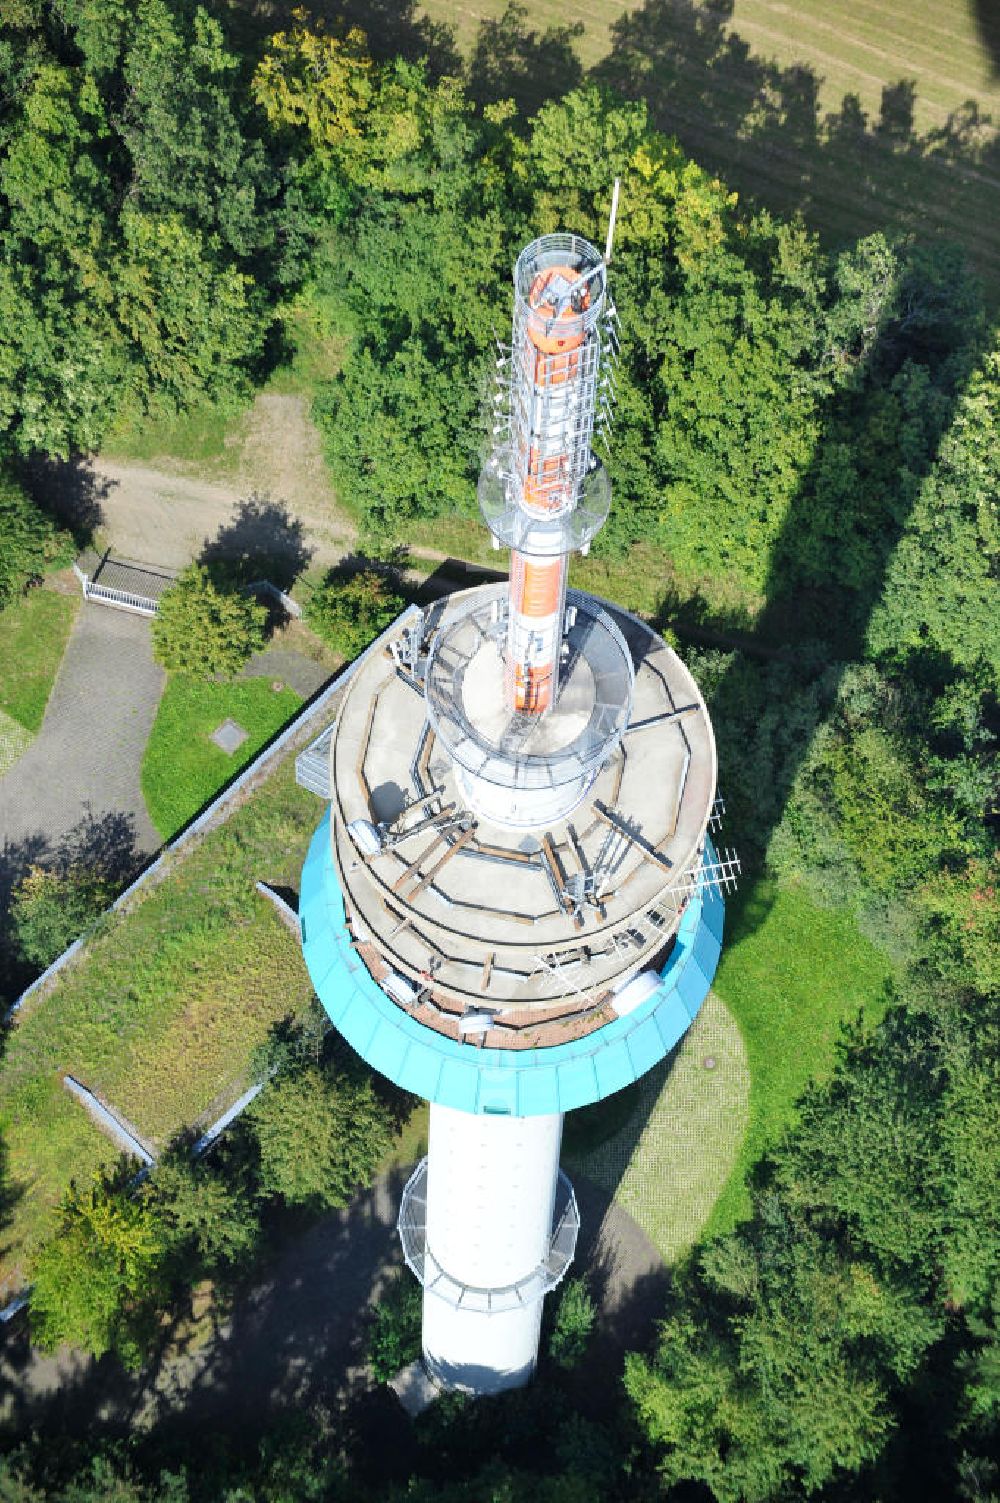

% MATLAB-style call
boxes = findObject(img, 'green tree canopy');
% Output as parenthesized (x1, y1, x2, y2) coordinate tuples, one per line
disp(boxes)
(250, 1062, 393, 1210)
(30, 1169, 169, 1363)
(0, 475, 65, 607)
(10, 864, 112, 969)
(151, 564, 266, 679)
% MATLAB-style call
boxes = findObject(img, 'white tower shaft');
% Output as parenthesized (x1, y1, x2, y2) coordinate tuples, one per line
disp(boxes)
(421, 1104, 564, 1394)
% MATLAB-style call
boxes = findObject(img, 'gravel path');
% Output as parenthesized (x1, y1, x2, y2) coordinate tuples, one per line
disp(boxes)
(92, 395, 354, 574)
(0, 604, 164, 901)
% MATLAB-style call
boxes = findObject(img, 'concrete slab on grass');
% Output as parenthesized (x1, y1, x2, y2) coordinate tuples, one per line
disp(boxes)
(211, 718, 249, 755)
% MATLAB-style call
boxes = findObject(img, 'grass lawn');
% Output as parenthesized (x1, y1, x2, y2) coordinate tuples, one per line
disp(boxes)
(0, 709, 32, 780)
(566, 877, 893, 1258)
(0, 588, 78, 736)
(0, 751, 325, 1291)
(567, 991, 750, 1263)
(102, 396, 251, 473)
(706, 876, 894, 1236)
(141, 675, 304, 841)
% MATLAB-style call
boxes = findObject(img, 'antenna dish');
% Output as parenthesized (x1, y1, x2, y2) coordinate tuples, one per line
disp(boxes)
(348, 819, 384, 857)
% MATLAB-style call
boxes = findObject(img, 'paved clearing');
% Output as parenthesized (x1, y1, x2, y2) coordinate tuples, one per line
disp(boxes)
(0, 1166, 665, 1442)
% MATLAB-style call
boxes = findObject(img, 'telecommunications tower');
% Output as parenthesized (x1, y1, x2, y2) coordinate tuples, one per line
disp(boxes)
(297, 211, 732, 1397)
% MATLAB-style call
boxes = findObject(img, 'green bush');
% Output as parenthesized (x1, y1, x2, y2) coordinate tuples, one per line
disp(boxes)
(30, 1169, 169, 1364)
(549, 1277, 596, 1370)
(249, 1061, 393, 1210)
(151, 564, 266, 679)
(305, 569, 403, 659)
(0, 476, 65, 610)
(10, 865, 113, 970)
(367, 1271, 422, 1382)
(152, 1153, 259, 1277)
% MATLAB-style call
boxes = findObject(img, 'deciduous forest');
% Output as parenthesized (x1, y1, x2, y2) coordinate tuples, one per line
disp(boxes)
(0, 1, 996, 1499)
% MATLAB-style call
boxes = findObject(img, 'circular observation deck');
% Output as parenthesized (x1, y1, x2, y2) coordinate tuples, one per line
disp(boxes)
(514, 233, 608, 344)
(478, 456, 612, 558)
(300, 584, 721, 1066)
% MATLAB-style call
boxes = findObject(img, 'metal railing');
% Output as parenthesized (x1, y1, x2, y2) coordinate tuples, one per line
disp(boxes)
(83, 581, 158, 616)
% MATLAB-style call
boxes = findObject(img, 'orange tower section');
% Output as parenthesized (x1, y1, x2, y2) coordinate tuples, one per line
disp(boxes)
(479, 233, 619, 727)
(506, 263, 590, 713)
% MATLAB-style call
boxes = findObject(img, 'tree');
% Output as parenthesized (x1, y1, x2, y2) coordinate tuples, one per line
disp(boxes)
(116, 210, 260, 410)
(30, 1169, 169, 1363)
(9, 864, 112, 970)
(626, 979, 1000, 1502)
(252, 13, 373, 162)
(250, 1062, 393, 1209)
(548, 1276, 595, 1370)
(151, 564, 266, 679)
(0, 475, 64, 609)
(151, 1153, 259, 1276)
(366, 1271, 421, 1382)
(865, 340, 1000, 684)
(0, 62, 124, 455)
(306, 568, 403, 657)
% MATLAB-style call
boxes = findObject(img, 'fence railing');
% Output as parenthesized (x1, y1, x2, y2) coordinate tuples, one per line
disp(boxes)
(74, 560, 304, 621)
(83, 581, 159, 616)
(245, 579, 303, 619)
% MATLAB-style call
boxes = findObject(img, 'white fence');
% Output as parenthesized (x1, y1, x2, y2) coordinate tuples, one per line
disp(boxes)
(83, 582, 158, 616)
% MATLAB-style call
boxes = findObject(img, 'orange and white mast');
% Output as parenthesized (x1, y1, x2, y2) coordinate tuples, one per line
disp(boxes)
(480, 204, 621, 723)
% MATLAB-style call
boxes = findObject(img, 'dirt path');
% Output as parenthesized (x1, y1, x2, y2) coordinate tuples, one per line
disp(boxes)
(91, 394, 356, 573)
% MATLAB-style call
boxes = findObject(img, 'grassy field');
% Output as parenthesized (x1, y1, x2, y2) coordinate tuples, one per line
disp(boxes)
(561, 874, 892, 1259)
(141, 675, 304, 841)
(0, 588, 78, 736)
(101, 396, 253, 473)
(418, 0, 1000, 298)
(706, 876, 894, 1235)
(0, 753, 323, 1292)
(567, 991, 750, 1263)
(0, 710, 32, 780)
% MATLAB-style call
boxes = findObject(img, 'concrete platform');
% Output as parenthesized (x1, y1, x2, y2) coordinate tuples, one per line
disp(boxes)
(388, 1359, 442, 1417)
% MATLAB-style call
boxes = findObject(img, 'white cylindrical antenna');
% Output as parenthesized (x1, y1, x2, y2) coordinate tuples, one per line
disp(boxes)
(604, 178, 621, 265)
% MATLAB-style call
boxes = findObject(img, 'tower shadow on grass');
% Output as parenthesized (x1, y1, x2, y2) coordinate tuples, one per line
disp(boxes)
(592, 0, 1000, 300)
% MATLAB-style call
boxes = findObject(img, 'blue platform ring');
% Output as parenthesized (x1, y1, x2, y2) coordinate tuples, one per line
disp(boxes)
(299, 809, 724, 1117)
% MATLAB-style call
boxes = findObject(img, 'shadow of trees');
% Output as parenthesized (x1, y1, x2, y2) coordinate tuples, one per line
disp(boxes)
(0, 809, 143, 1005)
(221, 0, 460, 75)
(200, 492, 313, 593)
(467, 2, 583, 118)
(0, 1164, 407, 1458)
(16, 454, 115, 549)
(592, 0, 1000, 294)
